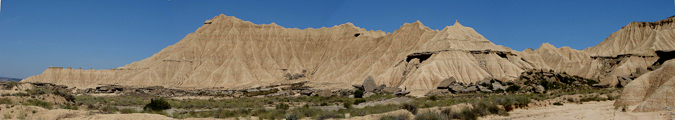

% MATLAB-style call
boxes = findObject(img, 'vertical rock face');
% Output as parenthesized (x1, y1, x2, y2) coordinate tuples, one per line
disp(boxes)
(22, 15, 675, 97)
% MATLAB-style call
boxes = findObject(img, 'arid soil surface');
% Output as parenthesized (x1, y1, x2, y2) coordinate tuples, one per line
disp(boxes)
(488, 101, 670, 120)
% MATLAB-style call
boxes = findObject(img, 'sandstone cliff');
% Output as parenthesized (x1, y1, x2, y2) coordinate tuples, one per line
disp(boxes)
(22, 15, 675, 96)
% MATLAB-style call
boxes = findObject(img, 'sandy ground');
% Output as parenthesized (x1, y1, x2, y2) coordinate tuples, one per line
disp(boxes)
(487, 100, 671, 120)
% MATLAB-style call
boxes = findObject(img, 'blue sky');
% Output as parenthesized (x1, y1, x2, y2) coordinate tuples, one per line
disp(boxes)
(0, 0, 673, 78)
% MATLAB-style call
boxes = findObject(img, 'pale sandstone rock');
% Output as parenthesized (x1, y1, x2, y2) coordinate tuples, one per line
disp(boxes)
(22, 15, 675, 97)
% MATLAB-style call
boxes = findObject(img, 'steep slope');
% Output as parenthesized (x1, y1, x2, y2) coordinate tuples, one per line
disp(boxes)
(23, 15, 675, 97)
(585, 16, 675, 56)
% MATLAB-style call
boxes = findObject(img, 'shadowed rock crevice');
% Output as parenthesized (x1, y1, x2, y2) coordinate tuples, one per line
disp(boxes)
(649, 50, 675, 70)
(406, 52, 433, 63)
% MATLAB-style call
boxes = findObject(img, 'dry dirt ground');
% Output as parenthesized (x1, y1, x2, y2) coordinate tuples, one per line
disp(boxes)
(487, 100, 670, 120)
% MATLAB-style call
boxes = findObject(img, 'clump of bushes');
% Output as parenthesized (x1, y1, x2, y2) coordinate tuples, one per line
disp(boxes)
(380, 114, 409, 120)
(144, 98, 171, 111)
(553, 102, 563, 106)
(285, 113, 299, 120)
(60, 104, 78, 110)
(342, 100, 353, 109)
(506, 85, 521, 92)
(120, 108, 138, 114)
(354, 89, 365, 98)
(23, 99, 52, 109)
(414, 112, 446, 120)
(354, 98, 366, 105)
(0, 98, 12, 104)
(316, 112, 343, 120)
(275, 103, 290, 110)
(401, 103, 418, 115)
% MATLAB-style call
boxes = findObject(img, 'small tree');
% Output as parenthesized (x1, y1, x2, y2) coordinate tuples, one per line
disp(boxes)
(144, 98, 171, 111)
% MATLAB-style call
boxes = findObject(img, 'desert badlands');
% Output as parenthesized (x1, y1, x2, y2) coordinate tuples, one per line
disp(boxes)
(2, 14, 675, 119)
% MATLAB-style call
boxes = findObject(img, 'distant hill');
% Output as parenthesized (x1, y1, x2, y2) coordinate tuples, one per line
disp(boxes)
(0, 77, 22, 82)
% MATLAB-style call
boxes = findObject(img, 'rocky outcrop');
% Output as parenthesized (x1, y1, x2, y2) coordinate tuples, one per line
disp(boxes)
(615, 59, 675, 112)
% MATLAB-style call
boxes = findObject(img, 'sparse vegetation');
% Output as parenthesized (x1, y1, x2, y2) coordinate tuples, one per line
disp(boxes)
(414, 112, 446, 120)
(380, 114, 409, 120)
(0, 98, 12, 104)
(60, 104, 78, 110)
(276, 103, 290, 110)
(120, 108, 138, 114)
(401, 103, 418, 115)
(144, 98, 171, 111)
(23, 99, 52, 109)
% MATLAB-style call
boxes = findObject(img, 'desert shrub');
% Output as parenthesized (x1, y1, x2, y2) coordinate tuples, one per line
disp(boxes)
(0, 98, 12, 104)
(23, 99, 52, 109)
(505, 85, 520, 92)
(579, 95, 607, 102)
(285, 113, 299, 120)
(288, 107, 321, 118)
(401, 103, 418, 115)
(428, 95, 438, 101)
(120, 108, 138, 114)
(259, 109, 287, 119)
(11, 92, 29, 97)
(60, 104, 78, 110)
(456, 108, 478, 120)
(53, 90, 75, 102)
(413, 112, 446, 120)
(339, 104, 400, 116)
(553, 102, 563, 106)
(354, 98, 366, 105)
(26, 88, 52, 95)
(101, 105, 119, 114)
(316, 112, 343, 120)
(144, 98, 171, 111)
(493, 95, 529, 111)
(4, 82, 18, 89)
(354, 89, 365, 98)
(472, 101, 507, 116)
(380, 114, 409, 120)
(276, 103, 290, 110)
(342, 100, 353, 109)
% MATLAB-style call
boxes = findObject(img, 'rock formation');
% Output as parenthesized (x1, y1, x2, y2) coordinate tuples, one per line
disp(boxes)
(23, 15, 675, 96)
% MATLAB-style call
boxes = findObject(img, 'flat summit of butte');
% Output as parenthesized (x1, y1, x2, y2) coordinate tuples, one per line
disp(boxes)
(24, 15, 675, 100)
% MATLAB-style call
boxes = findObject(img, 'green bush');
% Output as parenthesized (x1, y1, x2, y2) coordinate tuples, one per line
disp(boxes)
(553, 102, 563, 106)
(401, 103, 418, 115)
(4, 82, 18, 89)
(342, 100, 353, 109)
(23, 99, 52, 109)
(285, 113, 299, 120)
(53, 90, 75, 102)
(120, 108, 138, 114)
(101, 105, 119, 114)
(316, 112, 343, 120)
(380, 114, 409, 120)
(506, 85, 520, 92)
(60, 104, 78, 110)
(276, 103, 290, 110)
(413, 112, 446, 120)
(354, 89, 365, 98)
(428, 95, 438, 101)
(354, 98, 366, 105)
(0, 98, 11, 104)
(144, 98, 171, 111)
